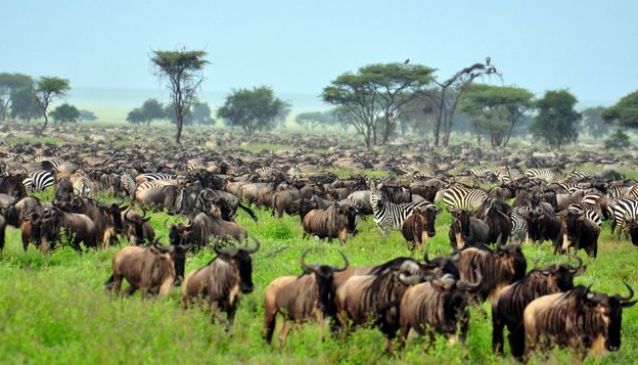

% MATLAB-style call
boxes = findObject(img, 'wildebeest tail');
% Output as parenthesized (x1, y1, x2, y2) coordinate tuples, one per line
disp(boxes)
(104, 274, 115, 289)
(238, 202, 258, 221)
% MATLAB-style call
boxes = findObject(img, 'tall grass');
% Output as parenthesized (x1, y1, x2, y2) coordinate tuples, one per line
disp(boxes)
(1, 201, 637, 364)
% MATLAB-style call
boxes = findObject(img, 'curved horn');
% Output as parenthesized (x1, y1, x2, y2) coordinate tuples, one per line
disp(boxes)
(398, 273, 421, 286)
(245, 236, 261, 254)
(567, 254, 584, 274)
(618, 281, 635, 303)
(457, 271, 482, 291)
(141, 208, 148, 220)
(333, 251, 349, 272)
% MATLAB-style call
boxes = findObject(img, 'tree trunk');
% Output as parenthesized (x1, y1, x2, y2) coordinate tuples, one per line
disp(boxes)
(175, 116, 183, 144)
(40, 113, 48, 132)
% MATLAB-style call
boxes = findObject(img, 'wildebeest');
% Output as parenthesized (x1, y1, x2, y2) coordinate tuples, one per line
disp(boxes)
(401, 203, 438, 251)
(527, 202, 561, 244)
(398, 272, 482, 351)
(134, 183, 185, 214)
(523, 283, 637, 362)
(449, 209, 490, 250)
(457, 245, 527, 303)
(3, 196, 43, 250)
(181, 238, 260, 327)
(121, 207, 154, 245)
(263, 250, 349, 346)
(170, 207, 247, 249)
(104, 242, 188, 298)
(64, 197, 126, 248)
(335, 259, 425, 352)
(36, 204, 97, 252)
(556, 204, 600, 257)
(491, 255, 585, 358)
(302, 203, 350, 244)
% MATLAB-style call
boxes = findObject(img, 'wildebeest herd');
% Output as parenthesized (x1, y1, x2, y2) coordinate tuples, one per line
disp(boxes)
(1, 127, 637, 363)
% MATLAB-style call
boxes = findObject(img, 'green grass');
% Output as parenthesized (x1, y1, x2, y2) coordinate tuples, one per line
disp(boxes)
(1, 199, 638, 365)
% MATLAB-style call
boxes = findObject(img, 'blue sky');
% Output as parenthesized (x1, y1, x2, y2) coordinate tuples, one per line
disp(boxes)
(2, 0, 637, 107)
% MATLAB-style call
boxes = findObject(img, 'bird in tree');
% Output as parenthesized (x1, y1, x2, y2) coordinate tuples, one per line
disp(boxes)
(35, 76, 70, 132)
(404, 58, 410, 64)
(151, 48, 208, 144)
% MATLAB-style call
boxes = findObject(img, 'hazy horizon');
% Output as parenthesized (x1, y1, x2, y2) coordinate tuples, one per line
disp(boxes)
(3, 0, 638, 121)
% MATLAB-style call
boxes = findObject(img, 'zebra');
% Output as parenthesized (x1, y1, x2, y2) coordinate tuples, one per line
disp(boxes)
(606, 184, 634, 199)
(22, 171, 55, 193)
(510, 209, 529, 244)
(369, 186, 434, 235)
(441, 184, 488, 212)
(135, 173, 177, 184)
(72, 176, 95, 198)
(525, 168, 561, 182)
(566, 170, 595, 182)
(120, 174, 137, 197)
(610, 198, 638, 237)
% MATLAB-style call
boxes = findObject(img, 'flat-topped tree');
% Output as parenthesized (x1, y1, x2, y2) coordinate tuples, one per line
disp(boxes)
(35, 76, 70, 131)
(151, 48, 208, 144)
(603, 90, 638, 129)
(323, 63, 435, 149)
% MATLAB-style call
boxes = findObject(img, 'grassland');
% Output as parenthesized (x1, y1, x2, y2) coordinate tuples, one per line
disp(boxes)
(1, 197, 637, 365)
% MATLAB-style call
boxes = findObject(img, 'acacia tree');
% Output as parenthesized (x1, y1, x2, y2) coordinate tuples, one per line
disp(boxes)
(217, 86, 286, 134)
(422, 58, 501, 146)
(323, 63, 435, 148)
(151, 48, 208, 144)
(35, 76, 70, 131)
(461, 84, 533, 147)
(602, 90, 638, 128)
(530, 90, 581, 149)
(49, 103, 80, 124)
(0, 73, 33, 121)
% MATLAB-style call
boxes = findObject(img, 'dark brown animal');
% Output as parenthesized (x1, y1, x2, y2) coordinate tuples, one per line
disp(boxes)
(523, 284, 637, 362)
(457, 245, 527, 303)
(398, 273, 482, 351)
(302, 203, 350, 244)
(105, 243, 188, 298)
(263, 250, 349, 347)
(401, 204, 438, 251)
(181, 239, 259, 327)
(491, 256, 585, 358)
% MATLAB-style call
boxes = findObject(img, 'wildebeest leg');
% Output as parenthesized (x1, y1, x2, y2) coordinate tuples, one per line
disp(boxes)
(278, 321, 292, 348)
(124, 284, 138, 297)
(226, 306, 237, 330)
(264, 311, 277, 344)
(21, 222, 31, 251)
(508, 322, 526, 360)
(424, 329, 436, 352)
(491, 312, 505, 354)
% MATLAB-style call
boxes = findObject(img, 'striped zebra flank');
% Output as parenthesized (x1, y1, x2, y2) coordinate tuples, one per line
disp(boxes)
(135, 173, 177, 184)
(22, 171, 55, 193)
(442, 184, 487, 212)
(369, 184, 434, 234)
(525, 168, 561, 182)
(610, 198, 638, 236)
(120, 174, 137, 197)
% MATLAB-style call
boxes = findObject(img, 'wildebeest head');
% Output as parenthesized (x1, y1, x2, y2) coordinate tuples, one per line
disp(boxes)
(169, 220, 192, 246)
(213, 237, 261, 293)
(584, 283, 637, 351)
(37, 205, 63, 251)
(123, 207, 150, 245)
(451, 210, 472, 248)
(298, 198, 318, 219)
(419, 204, 438, 238)
(105, 202, 127, 235)
(300, 249, 349, 314)
(341, 205, 358, 234)
(534, 254, 586, 292)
